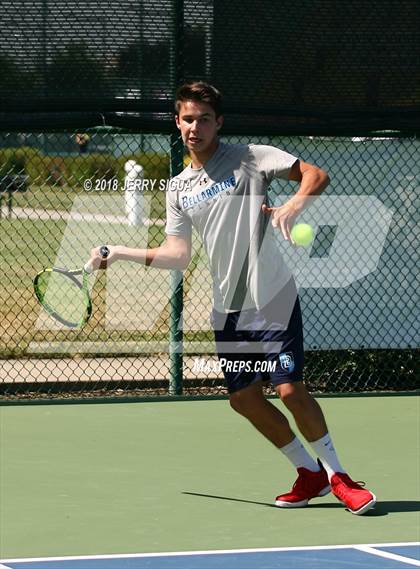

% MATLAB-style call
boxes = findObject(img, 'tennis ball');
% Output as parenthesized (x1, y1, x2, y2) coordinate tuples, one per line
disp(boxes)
(290, 223, 314, 247)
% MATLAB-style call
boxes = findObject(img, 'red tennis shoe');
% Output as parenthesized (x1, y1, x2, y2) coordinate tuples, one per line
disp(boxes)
(330, 472, 376, 515)
(275, 461, 330, 508)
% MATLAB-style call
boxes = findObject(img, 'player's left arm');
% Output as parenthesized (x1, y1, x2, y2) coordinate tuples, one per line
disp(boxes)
(262, 160, 330, 242)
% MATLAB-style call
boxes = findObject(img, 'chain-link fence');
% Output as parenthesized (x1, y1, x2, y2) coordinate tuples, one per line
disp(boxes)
(1, 0, 418, 134)
(0, 131, 418, 400)
(1, 0, 419, 400)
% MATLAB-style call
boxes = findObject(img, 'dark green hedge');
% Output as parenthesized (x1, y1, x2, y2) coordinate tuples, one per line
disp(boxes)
(0, 147, 170, 188)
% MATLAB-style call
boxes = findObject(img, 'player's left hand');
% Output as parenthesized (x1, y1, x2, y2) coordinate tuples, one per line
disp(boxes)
(262, 203, 299, 242)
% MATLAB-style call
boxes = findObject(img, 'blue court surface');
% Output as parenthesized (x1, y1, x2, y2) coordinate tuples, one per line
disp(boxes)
(1, 543, 419, 569)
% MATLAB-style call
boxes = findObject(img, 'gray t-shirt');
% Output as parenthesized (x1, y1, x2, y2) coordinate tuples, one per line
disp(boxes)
(165, 142, 298, 312)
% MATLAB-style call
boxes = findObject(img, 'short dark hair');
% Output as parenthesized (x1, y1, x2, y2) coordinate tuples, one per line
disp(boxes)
(175, 81, 223, 117)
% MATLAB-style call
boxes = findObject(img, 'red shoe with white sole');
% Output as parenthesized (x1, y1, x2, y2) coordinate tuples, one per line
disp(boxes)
(275, 461, 330, 508)
(330, 472, 376, 515)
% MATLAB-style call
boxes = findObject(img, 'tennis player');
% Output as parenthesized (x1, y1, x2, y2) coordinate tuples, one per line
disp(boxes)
(90, 81, 376, 515)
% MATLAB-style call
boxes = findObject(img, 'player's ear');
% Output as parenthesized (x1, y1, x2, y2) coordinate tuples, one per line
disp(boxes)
(175, 114, 181, 129)
(216, 115, 224, 130)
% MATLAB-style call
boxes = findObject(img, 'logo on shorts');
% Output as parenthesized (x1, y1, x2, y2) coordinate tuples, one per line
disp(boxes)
(279, 352, 295, 372)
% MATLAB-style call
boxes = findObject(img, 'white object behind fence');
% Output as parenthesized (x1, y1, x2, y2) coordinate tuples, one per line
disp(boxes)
(124, 160, 144, 226)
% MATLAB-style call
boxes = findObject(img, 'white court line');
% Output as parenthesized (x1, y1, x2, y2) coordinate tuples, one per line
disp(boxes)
(355, 546, 420, 567)
(1, 542, 419, 564)
(0, 564, 12, 568)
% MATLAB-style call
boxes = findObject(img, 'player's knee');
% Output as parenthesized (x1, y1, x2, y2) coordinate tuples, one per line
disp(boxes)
(229, 391, 248, 415)
(277, 382, 309, 411)
(229, 385, 263, 416)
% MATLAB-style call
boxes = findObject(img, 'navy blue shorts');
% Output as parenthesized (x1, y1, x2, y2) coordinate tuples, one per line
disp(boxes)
(211, 280, 304, 394)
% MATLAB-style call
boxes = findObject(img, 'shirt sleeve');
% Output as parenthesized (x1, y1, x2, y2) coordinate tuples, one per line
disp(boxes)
(249, 144, 298, 184)
(165, 182, 193, 238)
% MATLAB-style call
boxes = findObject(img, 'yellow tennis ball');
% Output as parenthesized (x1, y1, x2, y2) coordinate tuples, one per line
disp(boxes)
(291, 223, 314, 247)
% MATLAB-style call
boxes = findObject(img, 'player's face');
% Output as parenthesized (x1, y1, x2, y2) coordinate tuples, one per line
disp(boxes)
(175, 100, 223, 155)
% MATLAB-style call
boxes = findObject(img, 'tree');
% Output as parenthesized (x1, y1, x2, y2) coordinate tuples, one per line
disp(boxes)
(46, 42, 106, 94)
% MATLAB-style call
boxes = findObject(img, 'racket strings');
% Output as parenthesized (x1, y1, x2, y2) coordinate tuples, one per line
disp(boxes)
(36, 270, 90, 327)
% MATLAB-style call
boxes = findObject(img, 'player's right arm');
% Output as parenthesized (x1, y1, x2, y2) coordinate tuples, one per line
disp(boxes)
(90, 172, 193, 272)
(89, 234, 191, 271)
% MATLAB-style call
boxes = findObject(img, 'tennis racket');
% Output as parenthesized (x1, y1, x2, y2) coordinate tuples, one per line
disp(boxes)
(33, 245, 110, 328)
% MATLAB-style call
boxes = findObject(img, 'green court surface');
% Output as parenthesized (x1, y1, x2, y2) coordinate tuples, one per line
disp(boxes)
(0, 395, 419, 559)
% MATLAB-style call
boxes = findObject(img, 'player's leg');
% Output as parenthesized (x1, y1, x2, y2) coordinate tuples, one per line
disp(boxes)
(212, 296, 331, 506)
(228, 380, 295, 448)
(275, 380, 345, 479)
(273, 378, 377, 514)
(212, 307, 322, 474)
(276, 380, 328, 442)
(254, 296, 330, 506)
(230, 379, 330, 465)
(228, 380, 332, 511)
(274, 380, 376, 514)
(264, 294, 376, 514)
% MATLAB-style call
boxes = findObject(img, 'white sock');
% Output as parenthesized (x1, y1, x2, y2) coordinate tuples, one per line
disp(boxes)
(309, 433, 344, 480)
(280, 436, 320, 472)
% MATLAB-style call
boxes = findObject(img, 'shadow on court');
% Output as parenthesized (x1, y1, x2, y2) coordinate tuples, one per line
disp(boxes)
(182, 492, 420, 518)
(372, 501, 420, 515)
(182, 491, 343, 509)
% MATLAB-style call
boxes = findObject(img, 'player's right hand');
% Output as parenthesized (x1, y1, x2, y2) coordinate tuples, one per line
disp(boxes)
(87, 245, 118, 272)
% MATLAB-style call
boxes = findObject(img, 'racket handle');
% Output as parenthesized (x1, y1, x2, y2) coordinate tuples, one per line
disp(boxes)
(84, 245, 110, 273)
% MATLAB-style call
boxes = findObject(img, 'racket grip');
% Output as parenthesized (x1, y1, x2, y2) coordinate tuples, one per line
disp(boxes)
(84, 245, 110, 273)
(99, 245, 110, 258)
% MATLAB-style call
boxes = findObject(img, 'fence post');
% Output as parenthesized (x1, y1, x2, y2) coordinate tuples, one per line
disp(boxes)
(168, 0, 185, 396)
(169, 135, 184, 396)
